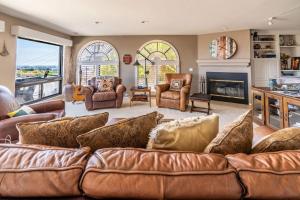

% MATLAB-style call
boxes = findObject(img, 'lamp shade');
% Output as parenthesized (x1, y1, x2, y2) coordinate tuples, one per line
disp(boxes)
(133, 60, 141, 66)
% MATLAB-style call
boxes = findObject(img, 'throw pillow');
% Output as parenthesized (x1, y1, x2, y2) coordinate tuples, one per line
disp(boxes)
(169, 79, 184, 91)
(98, 78, 114, 92)
(147, 114, 219, 152)
(17, 112, 109, 148)
(252, 127, 300, 153)
(76, 112, 158, 151)
(7, 106, 36, 118)
(204, 110, 253, 155)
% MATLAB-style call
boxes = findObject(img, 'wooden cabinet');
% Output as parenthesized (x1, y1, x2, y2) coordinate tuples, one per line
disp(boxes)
(252, 87, 300, 129)
(265, 93, 284, 130)
(283, 97, 300, 128)
(252, 88, 265, 125)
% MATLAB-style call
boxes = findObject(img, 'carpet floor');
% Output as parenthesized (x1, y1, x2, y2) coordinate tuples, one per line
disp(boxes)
(66, 97, 251, 130)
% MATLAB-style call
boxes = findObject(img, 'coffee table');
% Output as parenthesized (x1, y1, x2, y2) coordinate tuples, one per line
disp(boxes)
(130, 87, 151, 107)
(190, 93, 211, 115)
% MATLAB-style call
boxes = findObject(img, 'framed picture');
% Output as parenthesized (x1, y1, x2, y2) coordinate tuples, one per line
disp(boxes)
(123, 54, 132, 65)
(291, 57, 300, 70)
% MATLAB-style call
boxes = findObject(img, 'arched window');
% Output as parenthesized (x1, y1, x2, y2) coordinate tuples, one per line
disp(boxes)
(77, 40, 119, 86)
(135, 40, 180, 88)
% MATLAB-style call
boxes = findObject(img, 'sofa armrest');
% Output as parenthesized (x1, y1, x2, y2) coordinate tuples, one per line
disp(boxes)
(116, 84, 126, 108)
(29, 100, 65, 114)
(180, 85, 191, 95)
(0, 113, 57, 142)
(81, 86, 95, 96)
(155, 84, 170, 93)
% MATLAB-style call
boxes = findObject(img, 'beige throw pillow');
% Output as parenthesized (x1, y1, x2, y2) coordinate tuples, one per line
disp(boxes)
(252, 127, 300, 153)
(98, 78, 114, 92)
(204, 110, 253, 155)
(18, 113, 109, 148)
(169, 79, 184, 91)
(147, 114, 219, 152)
(77, 112, 158, 151)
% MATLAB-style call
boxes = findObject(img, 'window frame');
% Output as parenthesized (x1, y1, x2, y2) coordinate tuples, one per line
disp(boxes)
(135, 40, 180, 88)
(77, 40, 120, 85)
(15, 37, 63, 105)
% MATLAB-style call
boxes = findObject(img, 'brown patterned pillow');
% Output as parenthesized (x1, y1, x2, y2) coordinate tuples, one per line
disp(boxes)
(17, 113, 109, 148)
(98, 78, 114, 92)
(252, 127, 300, 153)
(204, 110, 253, 155)
(76, 112, 158, 151)
(169, 79, 184, 91)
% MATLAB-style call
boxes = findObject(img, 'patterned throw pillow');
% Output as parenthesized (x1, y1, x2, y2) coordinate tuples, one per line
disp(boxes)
(204, 110, 253, 155)
(17, 113, 109, 148)
(147, 114, 219, 152)
(252, 127, 300, 153)
(7, 106, 36, 118)
(98, 78, 114, 92)
(169, 79, 184, 91)
(76, 112, 158, 151)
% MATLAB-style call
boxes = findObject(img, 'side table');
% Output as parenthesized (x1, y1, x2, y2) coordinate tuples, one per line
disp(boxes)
(130, 87, 151, 107)
(190, 93, 211, 115)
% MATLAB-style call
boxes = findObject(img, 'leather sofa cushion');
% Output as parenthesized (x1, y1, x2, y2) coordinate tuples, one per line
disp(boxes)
(18, 113, 108, 148)
(0, 144, 90, 198)
(161, 90, 180, 100)
(227, 150, 300, 199)
(204, 110, 253, 155)
(252, 127, 300, 153)
(80, 148, 242, 199)
(77, 112, 158, 151)
(148, 114, 219, 152)
(92, 91, 116, 102)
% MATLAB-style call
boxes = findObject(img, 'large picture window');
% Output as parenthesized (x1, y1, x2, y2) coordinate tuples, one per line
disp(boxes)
(15, 38, 63, 104)
(136, 40, 180, 89)
(77, 40, 119, 86)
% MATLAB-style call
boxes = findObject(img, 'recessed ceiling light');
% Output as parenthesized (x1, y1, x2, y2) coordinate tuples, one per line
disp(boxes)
(141, 20, 149, 24)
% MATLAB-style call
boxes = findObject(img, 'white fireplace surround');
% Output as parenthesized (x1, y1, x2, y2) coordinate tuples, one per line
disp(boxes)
(197, 59, 252, 104)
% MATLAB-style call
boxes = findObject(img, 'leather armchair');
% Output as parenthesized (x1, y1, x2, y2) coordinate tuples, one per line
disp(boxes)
(0, 85, 65, 143)
(155, 73, 192, 111)
(81, 77, 126, 111)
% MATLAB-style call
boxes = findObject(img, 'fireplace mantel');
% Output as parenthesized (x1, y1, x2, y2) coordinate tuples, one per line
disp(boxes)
(197, 59, 250, 67)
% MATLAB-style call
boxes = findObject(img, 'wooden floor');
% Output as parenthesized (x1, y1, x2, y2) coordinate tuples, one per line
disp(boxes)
(253, 125, 275, 146)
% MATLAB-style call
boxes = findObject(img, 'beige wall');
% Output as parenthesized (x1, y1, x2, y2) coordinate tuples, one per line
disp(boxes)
(197, 30, 251, 60)
(71, 35, 199, 93)
(0, 12, 71, 92)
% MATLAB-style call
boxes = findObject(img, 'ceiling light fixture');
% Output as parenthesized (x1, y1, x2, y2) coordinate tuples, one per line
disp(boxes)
(95, 21, 102, 24)
(268, 17, 274, 26)
(141, 20, 149, 24)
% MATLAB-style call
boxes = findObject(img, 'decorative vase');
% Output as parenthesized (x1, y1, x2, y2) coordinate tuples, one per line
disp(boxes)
(63, 83, 74, 102)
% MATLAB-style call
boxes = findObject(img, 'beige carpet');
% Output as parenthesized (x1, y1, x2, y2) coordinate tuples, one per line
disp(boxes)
(66, 97, 250, 130)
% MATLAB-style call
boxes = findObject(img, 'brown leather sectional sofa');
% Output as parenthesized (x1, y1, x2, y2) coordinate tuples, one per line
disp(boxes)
(1, 144, 300, 200)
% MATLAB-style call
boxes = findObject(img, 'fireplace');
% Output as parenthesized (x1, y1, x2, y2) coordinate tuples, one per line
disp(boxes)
(206, 72, 248, 104)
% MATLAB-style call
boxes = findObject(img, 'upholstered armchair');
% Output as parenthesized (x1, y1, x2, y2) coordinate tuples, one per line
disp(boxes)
(81, 77, 126, 111)
(155, 73, 192, 111)
(0, 86, 65, 143)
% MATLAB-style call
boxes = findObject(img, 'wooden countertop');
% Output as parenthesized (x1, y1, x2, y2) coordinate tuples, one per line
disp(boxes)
(252, 86, 300, 100)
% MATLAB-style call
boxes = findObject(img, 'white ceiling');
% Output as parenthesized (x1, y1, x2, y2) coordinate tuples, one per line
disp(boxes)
(0, 0, 300, 36)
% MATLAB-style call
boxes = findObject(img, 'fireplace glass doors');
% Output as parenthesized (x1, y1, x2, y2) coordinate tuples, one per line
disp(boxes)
(207, 72, 248, 104)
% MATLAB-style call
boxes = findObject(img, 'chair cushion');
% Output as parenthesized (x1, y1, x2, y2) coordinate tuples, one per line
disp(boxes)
(252, 127, 300, 153)
(148, 114, 219, 152)
(76, 112, 158, 151)
(0, 144, 90, 197)
(204, 110, 253, 155)
(80, 148, 242, 200)
(227, 150, 300, 199)
(161, 90, 180, 100)
(18, 113, 109, 148)
(92, 92, 116, 101)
